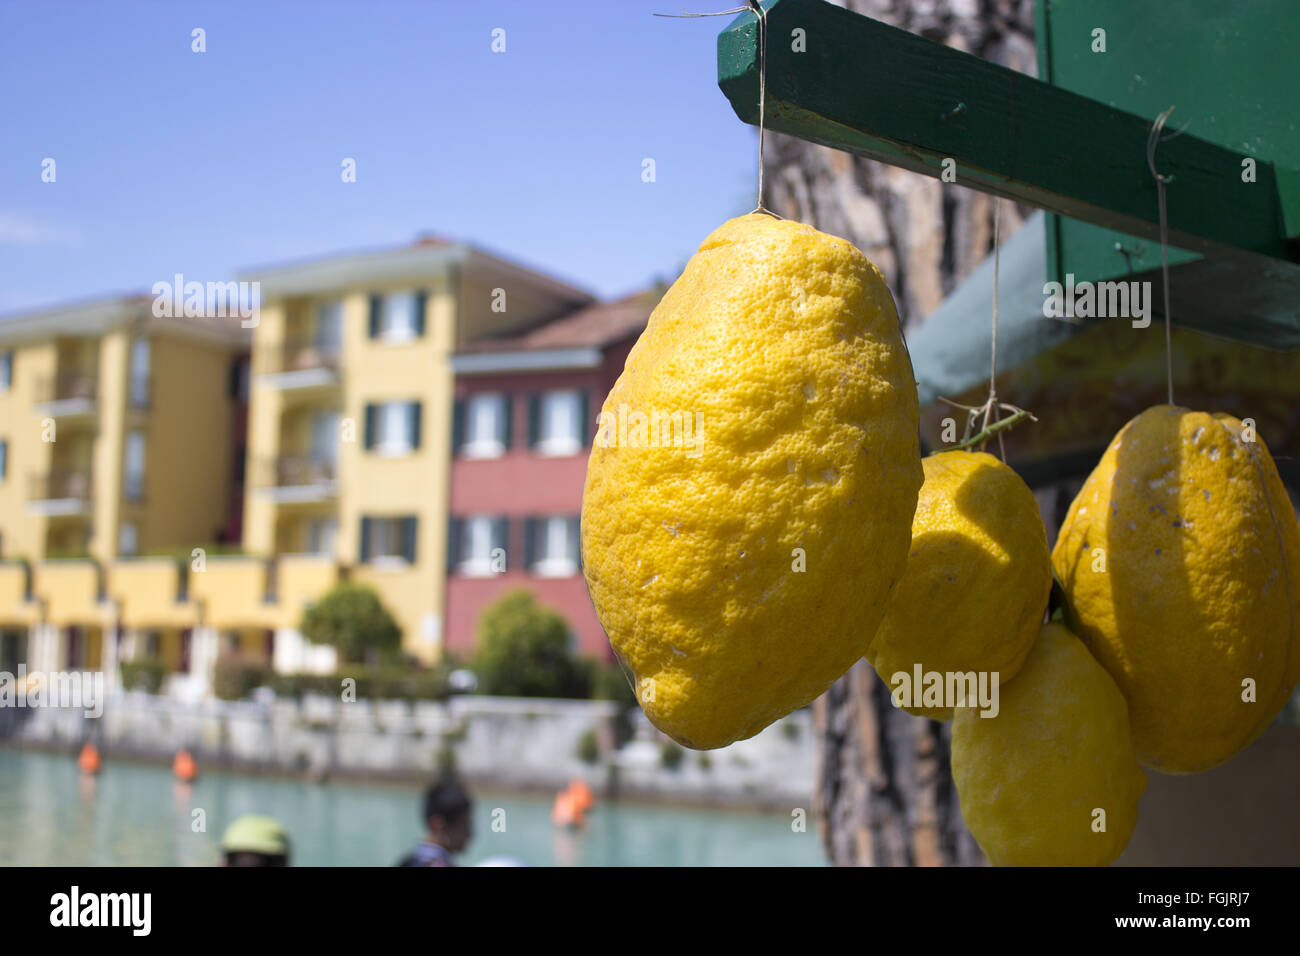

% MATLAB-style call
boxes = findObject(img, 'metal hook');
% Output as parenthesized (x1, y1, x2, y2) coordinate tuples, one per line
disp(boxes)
(1146, 105, 1178, 184)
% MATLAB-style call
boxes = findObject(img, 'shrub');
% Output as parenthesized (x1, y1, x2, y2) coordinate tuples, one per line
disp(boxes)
(660, 739, 685, 770)
(576, 728, 600, 765)
(300, 583, 401, 665)
(213, 653, 272, 701)
(120, 656, 167, 694)
(471, 591, 592, 699)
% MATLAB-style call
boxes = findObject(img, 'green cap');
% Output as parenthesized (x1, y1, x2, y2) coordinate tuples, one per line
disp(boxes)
(221, 815, 290, 856)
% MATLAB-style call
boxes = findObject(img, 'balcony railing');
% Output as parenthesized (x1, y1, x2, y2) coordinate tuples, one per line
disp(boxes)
(35, 372, 97, 406)
(28, 470, 93, 503)
(256, 456, 337, 489)
(258, 338, 342, 377)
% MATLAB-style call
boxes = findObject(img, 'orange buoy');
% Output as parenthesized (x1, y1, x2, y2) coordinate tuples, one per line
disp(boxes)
(173, 749, 198, 783)
(77, 743, 102, 775)
(551, 789, 584, 829)
(567, 779, 595, 813)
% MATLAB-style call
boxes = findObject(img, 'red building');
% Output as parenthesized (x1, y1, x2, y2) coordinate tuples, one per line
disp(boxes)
(444, 292, 656, 661)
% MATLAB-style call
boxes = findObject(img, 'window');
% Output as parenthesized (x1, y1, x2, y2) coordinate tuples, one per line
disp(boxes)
(527, 516, 580, 577)
(124, 430, 146, 502)
(360, 516, 416, 564)
(531, 389, 586, 456)
(310, 410, 340, 463)
(460, 394, 509, 458)
(315, 300, 342, 348)
(364, 401, 421, 456)
(306, 517, 337, 556)
(0, 351, 11, 392)
(368, 291, 425, 343)
(118, 522, 138, 557)
(129, 339, 150, 408)
(450, 515, 507, 576)
(0, 439, 6, 480)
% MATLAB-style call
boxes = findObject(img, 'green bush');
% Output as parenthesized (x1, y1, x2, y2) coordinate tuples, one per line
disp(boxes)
(660, 739, 685, 770)
(120, 656, 167, 694)
(270, 666, 450, 703)
(300, 583, 401, 665)
(213, 653, 272, 701)
(471, 591, 593, 699)
(576, 728, 600, 765)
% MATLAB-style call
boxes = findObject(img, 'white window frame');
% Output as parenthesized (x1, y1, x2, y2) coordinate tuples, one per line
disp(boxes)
(364, 516, 409, 567)
(536, 389, 582, 457)
(458, 515, 499, 578)
(124, 430, 146, 501)
(533, 516, 579, 578)
(129, 339, 150, 407)
(463, 393, 507, 459)
(378, 292, 419, 343)
(373, 401, 415, 457)
(118, 522, 138, 557)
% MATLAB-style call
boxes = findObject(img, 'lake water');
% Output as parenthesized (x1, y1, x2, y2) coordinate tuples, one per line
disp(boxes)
(0, 749, 826, 867)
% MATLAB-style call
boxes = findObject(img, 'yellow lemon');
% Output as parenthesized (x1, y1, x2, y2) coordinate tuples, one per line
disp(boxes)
(952, 622, 1147, 866)
(866, 450, 1051, 719)
(1053, 405, 1300, 773)
(581, 213, 921, 749)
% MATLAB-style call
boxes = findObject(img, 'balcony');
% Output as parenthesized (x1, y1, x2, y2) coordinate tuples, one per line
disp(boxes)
(27, 470, 93, 516)
(256, 338, 342, 391)
(254, 456, 338, 503)
(34, 372, 97, 417)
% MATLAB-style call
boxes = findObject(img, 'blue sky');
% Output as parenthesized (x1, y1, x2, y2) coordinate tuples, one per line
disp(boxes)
(0, 0, 759, 313)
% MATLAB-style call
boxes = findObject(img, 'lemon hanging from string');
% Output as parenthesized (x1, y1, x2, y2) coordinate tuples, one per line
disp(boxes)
(581, 213, 922, 749)
(866, 450, 1051, 719)
(1053, 405, 1300, 773)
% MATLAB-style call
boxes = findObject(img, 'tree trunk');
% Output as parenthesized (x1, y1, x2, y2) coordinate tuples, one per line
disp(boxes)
(764, 0, 1038, 865)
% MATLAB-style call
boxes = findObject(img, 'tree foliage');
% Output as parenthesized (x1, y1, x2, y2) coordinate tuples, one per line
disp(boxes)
(300, 583, 401, 665)
(471, 590, 591, 698)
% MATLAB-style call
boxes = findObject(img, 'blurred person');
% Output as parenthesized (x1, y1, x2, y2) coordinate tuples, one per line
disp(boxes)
(221, 814, 291, 867)
(397, 774, 473, 867)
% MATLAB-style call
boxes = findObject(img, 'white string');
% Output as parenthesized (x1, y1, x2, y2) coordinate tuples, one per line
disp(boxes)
(656, 2, 774, 216)
(1146, 105, 1178, 407)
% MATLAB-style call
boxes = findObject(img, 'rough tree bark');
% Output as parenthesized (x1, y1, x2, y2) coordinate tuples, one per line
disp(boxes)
(761, 0, 1039, 865)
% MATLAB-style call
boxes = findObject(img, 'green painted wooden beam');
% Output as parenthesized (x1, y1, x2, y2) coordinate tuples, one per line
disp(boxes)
(717, 0, 1297, 265)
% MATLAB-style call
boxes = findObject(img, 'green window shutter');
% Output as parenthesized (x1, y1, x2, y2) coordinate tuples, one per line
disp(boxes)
(364, 404, 377, 450)
(523, 517, 535, 571)
(413, 290, 427, 337)
(451, 400, 465, 455)
(360, 517, 373, 563)
(368, 293, 382, 339)
(447, 517, 461, 570)
(500, 395, 513, 450)
(577, 390, 590, 447)
(401, 517, 417, 563)
(527, 394, 541, 448)
(407, 401, 422, 450)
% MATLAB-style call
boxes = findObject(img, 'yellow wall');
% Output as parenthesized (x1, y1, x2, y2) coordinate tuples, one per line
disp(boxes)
(88, 329, 127, 562)
(190, 556, 274, 630)
(0, 341, 57, 560)
(243, 303, 286, 556)
(137, 333, 235, 552)
(109, 558, 197, 629)
(36, 560, 105, 627)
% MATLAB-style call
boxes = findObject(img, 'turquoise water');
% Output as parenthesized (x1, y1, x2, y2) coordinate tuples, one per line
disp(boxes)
(0, 749, 826, 866)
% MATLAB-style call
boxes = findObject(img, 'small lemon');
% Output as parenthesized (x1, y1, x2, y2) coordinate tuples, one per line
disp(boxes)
(952, 622, 1147, 866)
(866, 450, 1051, 719)
(581, 213, 922, 749)
(1053, 405, 1300, 773)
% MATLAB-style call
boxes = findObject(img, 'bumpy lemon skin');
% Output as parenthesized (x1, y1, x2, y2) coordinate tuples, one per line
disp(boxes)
(952, 623, 1147, 867)
(580, 213, 922, 750)
(1053, 405, 1300, 774)
(866, 450, 1051, 720)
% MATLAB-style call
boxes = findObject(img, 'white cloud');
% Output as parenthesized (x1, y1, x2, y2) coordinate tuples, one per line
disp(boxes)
(0, 213, 81, 245)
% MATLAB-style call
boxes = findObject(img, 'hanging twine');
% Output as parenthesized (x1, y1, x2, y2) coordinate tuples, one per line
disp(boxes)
(1146, 105, 1179, 407)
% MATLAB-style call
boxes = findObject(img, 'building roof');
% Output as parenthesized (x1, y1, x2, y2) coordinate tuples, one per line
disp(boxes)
(457, 289, 659, 355)
(0, 292, 252, 347)
(239, 236, 594, 307)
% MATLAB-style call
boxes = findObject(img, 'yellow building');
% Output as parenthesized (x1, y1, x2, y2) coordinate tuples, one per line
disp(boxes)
(235, 237, 593, 668)
(0, 295, 250, 682)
